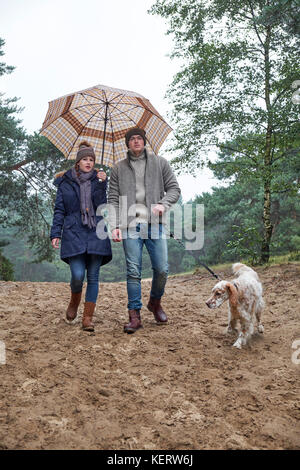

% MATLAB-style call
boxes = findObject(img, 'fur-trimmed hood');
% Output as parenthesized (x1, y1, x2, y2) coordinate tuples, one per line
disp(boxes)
(53, 168, 101, 186)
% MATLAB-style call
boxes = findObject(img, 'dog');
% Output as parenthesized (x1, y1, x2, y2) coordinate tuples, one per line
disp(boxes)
(206, 263, 264, 349)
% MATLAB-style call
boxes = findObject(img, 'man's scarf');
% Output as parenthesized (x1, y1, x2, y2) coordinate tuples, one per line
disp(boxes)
(71, 168, 96, 229)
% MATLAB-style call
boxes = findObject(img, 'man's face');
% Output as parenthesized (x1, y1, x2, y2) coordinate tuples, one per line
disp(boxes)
(128, 134, 145, 156)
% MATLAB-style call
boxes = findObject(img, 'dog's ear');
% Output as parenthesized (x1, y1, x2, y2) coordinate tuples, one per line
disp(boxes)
(226, 282, 238, 307)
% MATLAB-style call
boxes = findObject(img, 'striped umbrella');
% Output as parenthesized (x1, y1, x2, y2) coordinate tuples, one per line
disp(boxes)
(40, 84, 172, 167)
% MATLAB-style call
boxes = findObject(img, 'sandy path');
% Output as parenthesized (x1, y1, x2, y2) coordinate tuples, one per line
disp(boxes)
(0, 263, 299, 449)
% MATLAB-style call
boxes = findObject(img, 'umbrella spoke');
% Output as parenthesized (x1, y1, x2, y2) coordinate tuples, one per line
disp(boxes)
(107, 102, 142, 121)
(81, 89, 107, 103)
(71, 105, 106, 121)
(104, 94, 127, 119)
(71, 102, 110, 155)
(103, 92, 124, 104)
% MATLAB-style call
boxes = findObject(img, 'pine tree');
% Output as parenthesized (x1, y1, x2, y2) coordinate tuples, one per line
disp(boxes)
(0, 38, 68, 262)
(150, 0, 300, 262)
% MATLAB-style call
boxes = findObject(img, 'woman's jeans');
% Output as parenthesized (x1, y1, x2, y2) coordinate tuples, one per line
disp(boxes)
(122, 223, 168, 310)
(69, 253, 103, 303)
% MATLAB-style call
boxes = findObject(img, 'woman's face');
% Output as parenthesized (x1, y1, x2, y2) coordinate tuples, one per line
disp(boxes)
(78, 156, 95, 172)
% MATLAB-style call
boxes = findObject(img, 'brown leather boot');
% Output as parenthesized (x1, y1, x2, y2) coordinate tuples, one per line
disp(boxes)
(66, 291, 82, 322)
(82, 302, 96, 332)
(147, 297, 168, 324)
(124, 309, 143, 334)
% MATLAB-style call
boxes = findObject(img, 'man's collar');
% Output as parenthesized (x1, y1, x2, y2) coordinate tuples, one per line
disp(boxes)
(128, 149, 146, 159)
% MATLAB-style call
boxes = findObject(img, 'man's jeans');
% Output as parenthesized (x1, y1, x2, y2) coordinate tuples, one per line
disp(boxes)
(69, 253, 103, 303)
(122, 223, 168, 310)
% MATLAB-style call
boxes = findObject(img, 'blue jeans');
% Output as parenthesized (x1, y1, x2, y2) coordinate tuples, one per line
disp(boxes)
(69, 253, 103, 303)
(122, 223, 168, 310)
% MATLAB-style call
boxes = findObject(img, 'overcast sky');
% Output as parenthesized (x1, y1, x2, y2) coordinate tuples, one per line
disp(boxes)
(1, 0, 220, 200)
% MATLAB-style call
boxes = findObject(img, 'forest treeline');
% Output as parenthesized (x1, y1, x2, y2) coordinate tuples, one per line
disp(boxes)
(1, 175, 299, 282)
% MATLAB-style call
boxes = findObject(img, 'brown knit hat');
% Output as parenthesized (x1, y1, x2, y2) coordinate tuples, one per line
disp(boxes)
(75, 142, 96, 164)
(125, 127, 146, 148)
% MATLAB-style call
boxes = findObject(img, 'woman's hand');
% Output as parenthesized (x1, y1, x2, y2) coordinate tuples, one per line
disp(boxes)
(97, 170, 107, 181)
(51, 238, 60, 249)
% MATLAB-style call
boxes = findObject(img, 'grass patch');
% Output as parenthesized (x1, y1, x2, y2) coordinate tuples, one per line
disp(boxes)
(170, 253, 300, 279)
(262, 252, 300, 266)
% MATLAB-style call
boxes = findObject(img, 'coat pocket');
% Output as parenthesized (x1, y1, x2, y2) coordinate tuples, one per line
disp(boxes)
(64, 215, 77, 230)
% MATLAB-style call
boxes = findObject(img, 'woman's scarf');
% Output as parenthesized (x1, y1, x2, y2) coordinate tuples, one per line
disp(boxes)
(71, 168, 96, 229)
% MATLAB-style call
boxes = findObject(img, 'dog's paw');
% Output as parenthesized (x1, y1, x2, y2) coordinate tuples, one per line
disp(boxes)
(258, 324, 264, 334)
(233, 339, 242, 349)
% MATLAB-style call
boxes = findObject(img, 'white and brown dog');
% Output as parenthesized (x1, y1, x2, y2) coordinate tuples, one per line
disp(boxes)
(206, 263, 264, 349)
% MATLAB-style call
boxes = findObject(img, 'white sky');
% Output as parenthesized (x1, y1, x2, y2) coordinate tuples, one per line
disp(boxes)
(0, 0, 220, 200)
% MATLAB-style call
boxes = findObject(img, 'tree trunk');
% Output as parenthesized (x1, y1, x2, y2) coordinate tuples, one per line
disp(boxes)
(260, 25, 273, 264)
(261, 172, 273, 263)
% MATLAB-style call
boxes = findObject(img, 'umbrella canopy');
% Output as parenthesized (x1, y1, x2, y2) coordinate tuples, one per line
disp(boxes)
(40, 84, 172, 167)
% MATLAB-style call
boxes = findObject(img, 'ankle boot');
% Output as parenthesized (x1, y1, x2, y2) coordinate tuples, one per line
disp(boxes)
(147, 297, 168, 324)
(66, 291, 82, 322)
(82, 302, 96, 332)
(124, 309, 143, 334)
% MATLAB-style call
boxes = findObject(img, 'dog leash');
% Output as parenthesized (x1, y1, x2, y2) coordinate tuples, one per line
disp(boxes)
(168, 230, 222, 281)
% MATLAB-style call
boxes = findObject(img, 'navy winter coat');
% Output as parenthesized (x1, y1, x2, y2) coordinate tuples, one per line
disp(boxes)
(50, 169, 112, 266)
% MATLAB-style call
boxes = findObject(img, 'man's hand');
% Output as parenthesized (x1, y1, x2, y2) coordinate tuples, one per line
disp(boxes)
(152, 204, 165, 216)
(112, 228, 122, 242)
(51, 238, 60, 249)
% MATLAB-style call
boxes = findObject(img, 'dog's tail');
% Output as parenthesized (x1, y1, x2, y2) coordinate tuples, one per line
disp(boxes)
(232, 262, 254, 276)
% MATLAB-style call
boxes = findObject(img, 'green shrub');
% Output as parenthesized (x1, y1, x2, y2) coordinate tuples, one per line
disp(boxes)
(0, 241, 14, 281)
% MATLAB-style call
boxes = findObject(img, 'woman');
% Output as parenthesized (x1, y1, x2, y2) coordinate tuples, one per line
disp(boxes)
(50, 142, 112, 332)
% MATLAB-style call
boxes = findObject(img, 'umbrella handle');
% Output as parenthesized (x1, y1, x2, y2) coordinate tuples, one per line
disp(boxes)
(98, 167, 104, 182)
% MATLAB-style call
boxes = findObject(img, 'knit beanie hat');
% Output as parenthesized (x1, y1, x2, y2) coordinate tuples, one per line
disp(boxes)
(125, 127, 146, 148)
(75, 143, 96, 164)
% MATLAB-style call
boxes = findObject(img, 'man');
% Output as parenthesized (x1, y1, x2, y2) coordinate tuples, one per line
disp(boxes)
(108, 127, 181, 333)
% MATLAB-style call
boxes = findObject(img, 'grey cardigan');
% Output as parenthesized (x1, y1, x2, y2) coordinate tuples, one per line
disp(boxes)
(108, 149, 181, 230)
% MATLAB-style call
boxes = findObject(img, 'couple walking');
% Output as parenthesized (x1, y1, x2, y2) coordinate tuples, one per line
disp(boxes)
(50, 128, 181, 333)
